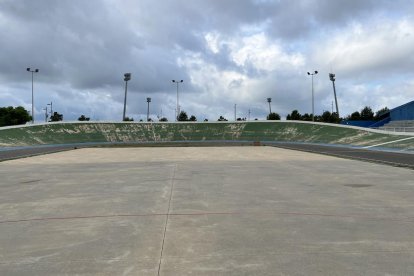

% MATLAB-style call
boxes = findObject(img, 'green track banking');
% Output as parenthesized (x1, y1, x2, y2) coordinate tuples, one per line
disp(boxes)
(0, 121, 413, 151)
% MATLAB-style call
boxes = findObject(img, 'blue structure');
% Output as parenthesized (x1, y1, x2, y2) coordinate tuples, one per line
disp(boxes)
(341, 120, 377, 127)
(341, 100, 413, 128)
(390, 100, 414, 120)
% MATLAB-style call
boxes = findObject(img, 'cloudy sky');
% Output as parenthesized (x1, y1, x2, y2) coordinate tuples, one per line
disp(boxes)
(1, 0, 413, 122)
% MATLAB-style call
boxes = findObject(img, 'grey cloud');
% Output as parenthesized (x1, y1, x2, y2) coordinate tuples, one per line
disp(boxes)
(265, 0, 414, 39)
(0, 0, 413, 122)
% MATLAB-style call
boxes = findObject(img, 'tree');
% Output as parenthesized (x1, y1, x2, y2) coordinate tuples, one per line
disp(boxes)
(217, 115, 228, 121)
(287, 110, 302, 120)
(159, 117, 168, 122)
(374, 107, 390, 120)
(78, 115, 90, 121)
(189, 115, 197, 121)
(331, 112, 340, 123)
(301, 113, 312, 121)
(348, 111, 361, 121)
(50, 112, 63, 122)
(319, 111, 340, 123)
(321, 111, 332, 123)
(314, 115, 322, 122)
(0, 106, 31, 127)
(267, 112, 281, 120)
(123, 117, 134, 121)
(177, 111, 188, 121)
(360, 106, 374, 120)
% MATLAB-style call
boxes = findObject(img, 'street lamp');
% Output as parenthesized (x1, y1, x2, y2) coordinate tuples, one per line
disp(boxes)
(123, 73, 131, 121)
(267, 98, 272, 114)
(27, 68, 39, 123)
(329, 73, 339, 118)
(172, 80, 183, 121)
(307, 70, 318, 121)
(146, 97, 151, 121)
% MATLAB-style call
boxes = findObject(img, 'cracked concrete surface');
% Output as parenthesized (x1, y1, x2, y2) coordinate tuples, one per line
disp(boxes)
(0, 147, 413, 275)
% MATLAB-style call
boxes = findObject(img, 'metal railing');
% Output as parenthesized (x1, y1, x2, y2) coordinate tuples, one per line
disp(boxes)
(376, 127, 414, 133)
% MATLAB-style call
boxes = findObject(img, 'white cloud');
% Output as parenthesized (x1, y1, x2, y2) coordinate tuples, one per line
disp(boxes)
(177, 32, 308, 120)
(204, 32, 221, 54)
(229, 33, 305, 72)
(316, 18, 414, 76)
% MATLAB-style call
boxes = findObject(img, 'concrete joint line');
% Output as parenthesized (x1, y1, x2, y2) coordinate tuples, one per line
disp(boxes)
(157, 164, 177, 276)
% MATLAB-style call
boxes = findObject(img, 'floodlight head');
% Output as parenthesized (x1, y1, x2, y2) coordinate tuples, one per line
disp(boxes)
(267, 97, 271, 103)
(35, 69, 39, 73)
(315, 71, 318, 74)
(329, 73, 335, 81)
(307, 72, 310, 75)
(147, 97, 151, 102)
(172, 80, 175, 83)
(180, 80, 183, 83)
(124, 73, 131, 81)
(27, 68, 30, 71)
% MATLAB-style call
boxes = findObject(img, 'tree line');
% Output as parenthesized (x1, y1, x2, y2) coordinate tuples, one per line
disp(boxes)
(0, 105, 390, 127)
(144, 107, 389, 123)
(0, 106, 31, 127)
(0, 106, 64, 127)
(285, 106, 389, 123)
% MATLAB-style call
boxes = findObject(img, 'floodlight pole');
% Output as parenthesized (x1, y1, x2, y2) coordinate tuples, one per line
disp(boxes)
(27, 68, 39, 123)
(234, 104, 237, 121)
(172, 80, 183, 121)
(146, 97, 151, 121)
(329, 73, 339, 118)
(267, 98, 272, 114)
(123, 73, 131, 121)
(307, 70, 318, 121)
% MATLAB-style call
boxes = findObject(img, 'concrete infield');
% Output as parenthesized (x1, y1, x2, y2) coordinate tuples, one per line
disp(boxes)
(1, 147, 414, 275)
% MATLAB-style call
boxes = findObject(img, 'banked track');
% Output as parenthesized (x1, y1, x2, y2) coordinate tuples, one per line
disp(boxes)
(0, 121, 413, 167)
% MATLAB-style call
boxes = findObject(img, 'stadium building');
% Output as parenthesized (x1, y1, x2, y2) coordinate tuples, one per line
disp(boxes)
(342, 100, 414, 132)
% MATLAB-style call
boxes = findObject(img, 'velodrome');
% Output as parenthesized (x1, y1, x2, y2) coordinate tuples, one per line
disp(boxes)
(0, 121, 413, 275)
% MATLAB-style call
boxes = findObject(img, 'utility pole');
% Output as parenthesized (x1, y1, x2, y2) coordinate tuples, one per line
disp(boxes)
(47, 102, 53, 120)
(43, 106, 48, 122)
